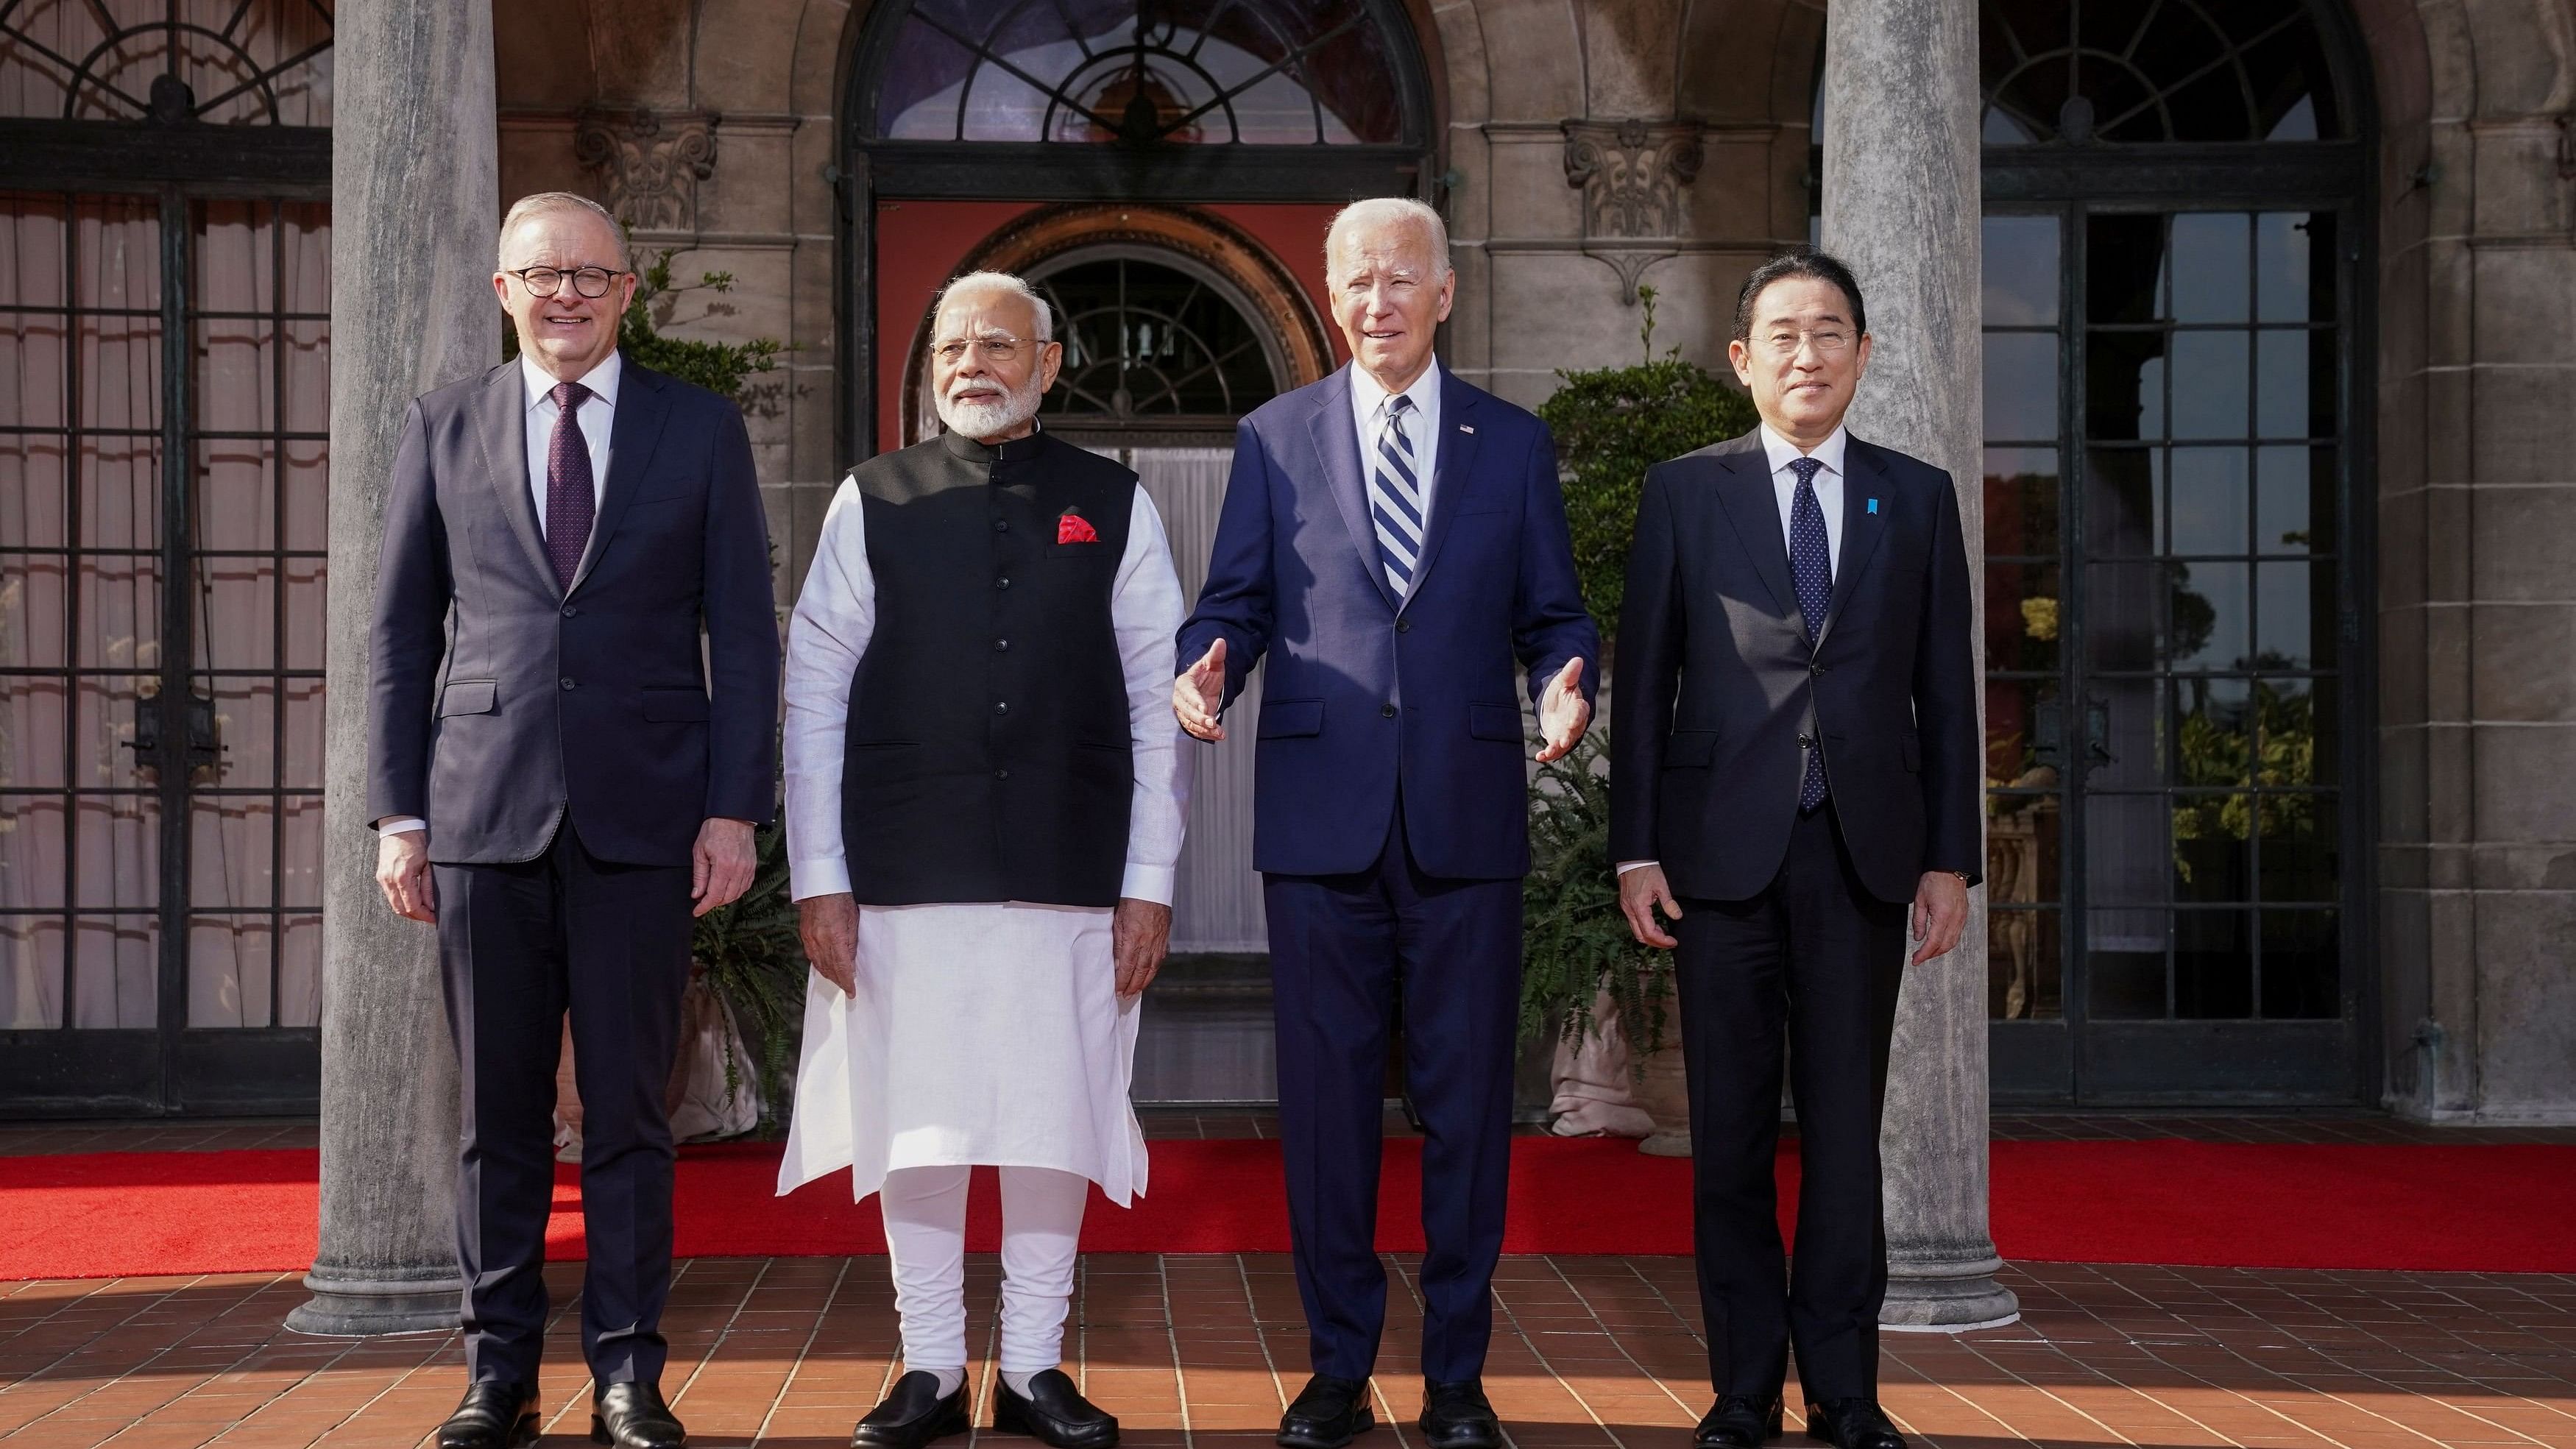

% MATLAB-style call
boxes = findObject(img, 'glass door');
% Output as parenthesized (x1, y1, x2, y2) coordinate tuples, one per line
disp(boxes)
(0, 188, 328, 1113)
(1983, 204, 2359, 1103)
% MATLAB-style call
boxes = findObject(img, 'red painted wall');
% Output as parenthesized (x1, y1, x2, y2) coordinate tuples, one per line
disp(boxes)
(873, 199, 1350, 453)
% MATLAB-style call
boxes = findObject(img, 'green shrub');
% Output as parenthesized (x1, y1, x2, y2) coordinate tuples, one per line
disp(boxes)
(1533, 288, 1756, 645)
(1520, 730, 1673, 1062)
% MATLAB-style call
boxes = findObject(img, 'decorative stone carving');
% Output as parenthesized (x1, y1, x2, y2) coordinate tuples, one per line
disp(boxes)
(1561, 118, 1705, 303)
(573, 107, 720, 232)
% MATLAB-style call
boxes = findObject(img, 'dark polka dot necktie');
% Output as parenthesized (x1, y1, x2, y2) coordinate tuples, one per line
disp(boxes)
(1788, 455, 1832, 812)
(545, 381, 595, 591)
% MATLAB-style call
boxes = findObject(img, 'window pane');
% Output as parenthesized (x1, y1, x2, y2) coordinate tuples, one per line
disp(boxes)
(2257, 676, 2337, 788)
(2256, 213, 2320, 322)
(188, 913, 273, 1027)
(2086, 333, 2165, 440)
(2170, 214, 2250, 322)
(71, 912, 156, 1027)
(2257, 559, 2332, 668)
(2254, 329, 2317, 439)
(2087, 906, 2167, 1018)
(2086, 213, 2166, 323)
(2175, 908, 2253, 1018)
(1984, 331, 2058, 442)
(2169, 330, 2248, 439)
(2260, 910, 2339, 1018)
(2168, 447, 2247, 557)
(1989, 907, 2062, 1019)
(2259, 791, 2337, 907)
(1983, 215, 2060, 326)
(1987, 563, 2062, 674)
(2169, 560, 2248, 668)
(1983, 448, 2059, 556)
(2084, 449, 2159, 558)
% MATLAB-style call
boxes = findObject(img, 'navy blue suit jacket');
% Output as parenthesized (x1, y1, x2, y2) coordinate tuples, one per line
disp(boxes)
(366, 357, 779, 867)
(1178, 365, 1599, 880)
(1607, 429, 1980, 904)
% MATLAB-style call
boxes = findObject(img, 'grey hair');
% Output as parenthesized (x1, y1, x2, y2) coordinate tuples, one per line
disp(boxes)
(934, 270, 1055, 343)
(1324, 197, 1451, 283)
(498, 191, 629, 269)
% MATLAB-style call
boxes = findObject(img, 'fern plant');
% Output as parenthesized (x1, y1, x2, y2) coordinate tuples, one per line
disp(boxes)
(1518, 730, 1673, 1066)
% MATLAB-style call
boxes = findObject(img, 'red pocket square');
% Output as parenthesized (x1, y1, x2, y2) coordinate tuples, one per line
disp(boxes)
(1057, 512, 1100, 544)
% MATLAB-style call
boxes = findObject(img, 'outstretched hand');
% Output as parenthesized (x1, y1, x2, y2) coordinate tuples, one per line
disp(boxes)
(1173, 638, 1228, 741)
(1535, 656, 1591, 762)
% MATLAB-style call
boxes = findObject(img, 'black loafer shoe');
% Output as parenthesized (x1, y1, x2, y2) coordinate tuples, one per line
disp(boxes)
(1803, 1399, 1905, 1449)
(439, 1381, 538, 1449)
(1696, 1395, 1785, 1447)
(591, 1381, 687, 1448)
(994, 1368, 1119, 1449)
(852, 1372, 971, 1449)
(1277, 1373, 1375, 1449)
(1417, 1379, 1500, 1449)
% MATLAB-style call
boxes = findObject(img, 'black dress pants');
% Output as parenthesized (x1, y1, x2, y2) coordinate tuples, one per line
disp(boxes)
(1263, 803, 1524, 1385)
(434, 821, 694, 1387)
(1671, 803, 1908, 1403)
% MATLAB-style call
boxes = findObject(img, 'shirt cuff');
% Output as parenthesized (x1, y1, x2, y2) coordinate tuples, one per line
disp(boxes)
(1616, 860, 1657, 876)
(790, 857, 852, 902)
(376, 817, 427, 837)
(1119, 861, 1176, 906)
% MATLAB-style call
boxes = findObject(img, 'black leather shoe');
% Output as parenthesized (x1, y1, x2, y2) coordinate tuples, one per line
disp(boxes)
(1276, 1373, 1375, 1449)
(1803, 1399, 1905, 1449)
(1696, 1395, 1785, 1447)
(591, 1381, 687, 1448)
(438, 1381, 537, 1449)
(852, 1371, 972, 1449)
(994, 1368, 1120, 1448)
(1416, 1379, 1500, 1449)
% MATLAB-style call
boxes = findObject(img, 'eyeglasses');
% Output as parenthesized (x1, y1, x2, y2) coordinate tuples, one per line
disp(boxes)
(932, 336, 1028, 365)
(505, 266, 629, 299)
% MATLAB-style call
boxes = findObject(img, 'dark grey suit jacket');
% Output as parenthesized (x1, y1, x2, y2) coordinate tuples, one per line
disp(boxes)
(1608, 428, 1980, 904)
(365, 356, 779, 867)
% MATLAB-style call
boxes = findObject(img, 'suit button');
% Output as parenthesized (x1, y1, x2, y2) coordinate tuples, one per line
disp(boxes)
(1810, 662, 1825, 674)
(995, 768, 1011, 780)
(1381, 703, 1397, 718)
(994, 638, 1010, 652)
(1396, 619, 1412, 634)
(561, 605, 578, 619)
(996, 575, 1012, 589)
(994, 701, 1010, 715)
(994, 519, 1009, 533)
(559, 677, 575, 691)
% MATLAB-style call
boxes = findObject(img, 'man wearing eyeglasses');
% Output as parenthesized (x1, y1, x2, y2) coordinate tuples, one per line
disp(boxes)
(367, 191, 779, 1449)
(1607, 249, 1979, 1449)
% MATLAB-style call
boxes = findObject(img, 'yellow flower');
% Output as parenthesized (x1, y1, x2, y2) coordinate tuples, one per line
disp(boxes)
(2020, 595, 2059, 641)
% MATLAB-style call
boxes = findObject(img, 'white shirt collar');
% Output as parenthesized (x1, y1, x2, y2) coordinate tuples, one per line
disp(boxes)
(1351, 357, 1441, 430)
(521, 349, 623, 412)
(1758, 419, 1848, 479)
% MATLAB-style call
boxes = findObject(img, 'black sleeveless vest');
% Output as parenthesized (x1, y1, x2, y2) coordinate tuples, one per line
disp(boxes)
(840, 428, 1138, 907)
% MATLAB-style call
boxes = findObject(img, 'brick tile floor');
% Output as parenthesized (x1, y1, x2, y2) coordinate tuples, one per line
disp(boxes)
(4, 1255, 2572, 1448)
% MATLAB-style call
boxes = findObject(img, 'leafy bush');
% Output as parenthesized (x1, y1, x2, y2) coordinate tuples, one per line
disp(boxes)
(691, 823, 805, 1130)
(1533, 288, 1756, 645)
(502, 245, 782, 403)
(1518, 730, 1673, 1063)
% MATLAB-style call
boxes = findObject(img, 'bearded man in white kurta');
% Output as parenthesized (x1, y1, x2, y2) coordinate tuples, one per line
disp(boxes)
(777, 271, 1189, 1449)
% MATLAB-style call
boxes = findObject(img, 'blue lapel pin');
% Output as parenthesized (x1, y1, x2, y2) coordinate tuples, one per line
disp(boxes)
(1866, 497, 1880, 514)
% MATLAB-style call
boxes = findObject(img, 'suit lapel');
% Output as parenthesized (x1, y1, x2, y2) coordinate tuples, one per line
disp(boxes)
(1400, 371, 1480, 610)
(1815, 439, 1890, 648)
(568, 360, 670, 597)
(474, 364, 556, 589)
(1708, 436, 1799, 623)
(1304, 366, 1401, 613)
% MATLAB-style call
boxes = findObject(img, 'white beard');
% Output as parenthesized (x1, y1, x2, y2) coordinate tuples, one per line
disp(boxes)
(935, 378, 1041, 440)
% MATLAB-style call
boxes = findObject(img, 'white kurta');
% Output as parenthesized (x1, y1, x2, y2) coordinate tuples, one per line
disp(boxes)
(775, 475, 1190, 1207)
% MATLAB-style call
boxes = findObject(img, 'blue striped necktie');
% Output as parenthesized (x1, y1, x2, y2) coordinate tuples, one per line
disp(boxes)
(1369, 394, 1423, 597)
(1788, 455, 1833, 812)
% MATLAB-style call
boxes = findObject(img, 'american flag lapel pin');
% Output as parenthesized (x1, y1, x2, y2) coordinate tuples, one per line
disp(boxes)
(1459, 424, 1474, 433)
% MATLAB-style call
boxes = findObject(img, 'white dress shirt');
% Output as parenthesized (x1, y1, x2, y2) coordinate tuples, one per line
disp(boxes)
(1617, 420, 1852, 878)
(375, 350, 625, 840)
(1349, 357, 1443, 518)
(782, 477, 1192, 905)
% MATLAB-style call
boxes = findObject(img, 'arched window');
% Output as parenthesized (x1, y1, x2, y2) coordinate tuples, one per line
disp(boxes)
(0, 0, 333, 123)
(1034, 252, 1287, 425)
(870, 0, 1408, 146)
(1971, 0, 2371, 1105)
(1979, 0, 2342, 144)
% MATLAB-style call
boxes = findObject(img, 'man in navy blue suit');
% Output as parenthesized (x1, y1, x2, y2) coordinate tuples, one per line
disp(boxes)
(1175, 197, 1599, 1449)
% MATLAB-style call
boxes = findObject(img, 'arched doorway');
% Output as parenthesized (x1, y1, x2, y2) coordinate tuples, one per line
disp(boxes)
(1972, 0, 2374, 1104)
(840, 2, 1439, 1099)
(0, 0, 333, 1114)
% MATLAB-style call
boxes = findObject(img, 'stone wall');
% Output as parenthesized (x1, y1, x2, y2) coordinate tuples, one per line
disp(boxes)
(2360, 0, 2576, 1122)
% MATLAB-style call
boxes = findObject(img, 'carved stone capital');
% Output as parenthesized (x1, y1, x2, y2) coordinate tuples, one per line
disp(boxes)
(1562, 118, 1705, 240)
(573, 107, 720, 233)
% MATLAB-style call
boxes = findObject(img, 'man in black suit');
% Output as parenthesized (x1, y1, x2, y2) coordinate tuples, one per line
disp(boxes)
(368, 191, 779, 1449)
(1608, 249, 1978, 1449)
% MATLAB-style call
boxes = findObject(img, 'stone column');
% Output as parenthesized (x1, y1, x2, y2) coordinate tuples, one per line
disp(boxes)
(286, 0, 498, 1337)
(1819, 0, 2019, 1331)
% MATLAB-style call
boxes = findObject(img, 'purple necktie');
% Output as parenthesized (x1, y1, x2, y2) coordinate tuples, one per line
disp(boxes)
(545, 381, 595, 591)
(1788, 456, 1833, 812)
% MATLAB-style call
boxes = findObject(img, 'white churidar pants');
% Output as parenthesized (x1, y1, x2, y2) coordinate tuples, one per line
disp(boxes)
(880, 1163, 1090, 1375)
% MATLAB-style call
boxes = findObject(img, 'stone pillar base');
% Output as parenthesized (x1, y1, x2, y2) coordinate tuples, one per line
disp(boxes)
(283, 1267, 461, 1338)
(1881, 1250, 2021, 1332)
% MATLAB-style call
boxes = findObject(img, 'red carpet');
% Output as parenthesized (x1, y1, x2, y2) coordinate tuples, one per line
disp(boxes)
(4, 1136, 2569, 1281)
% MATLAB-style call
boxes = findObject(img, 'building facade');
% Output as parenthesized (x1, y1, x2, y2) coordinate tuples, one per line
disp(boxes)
(2, 0, 2572, 1121)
